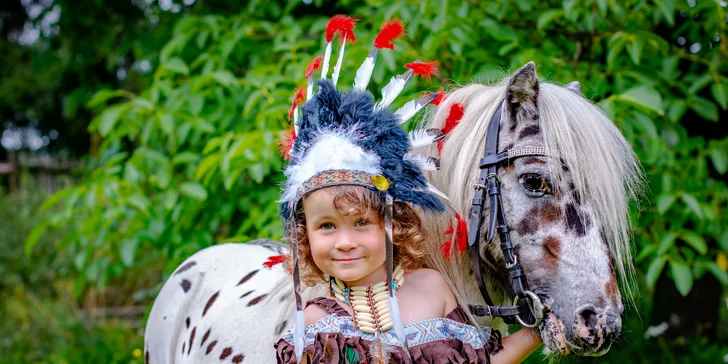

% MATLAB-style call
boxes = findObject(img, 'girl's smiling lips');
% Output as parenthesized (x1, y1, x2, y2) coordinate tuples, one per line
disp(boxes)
(333, 257, 362, 263)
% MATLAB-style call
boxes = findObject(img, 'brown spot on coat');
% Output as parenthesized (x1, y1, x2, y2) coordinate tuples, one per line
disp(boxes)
(187, 327, 196, 355)
(202, 291, 220, 317)
(240, 290, 254, 299)
(518, 124, 540, 139)
(220, 347, 233, 359)
(564, 203, 587, 236)
(182, 342, 185, 355)
(275, 320, 289, 335)
(236, 270, 259, 286)
(181, 279, 191, 293)
(185, 317, 190, 328)
(200, 328, 211, 347)
(543, 236, 561, 270)
(517, 207, 539, 235)
(145, 350, 149, 364)
(520, 156, 545, 165)
(605, 279, 619, 304)
(540, 203, 561, 223)
(205, 340, 217, 354)
(247, 294, 268, 306)
(232, 354, 245, 363)
(174, 261, 197, 275)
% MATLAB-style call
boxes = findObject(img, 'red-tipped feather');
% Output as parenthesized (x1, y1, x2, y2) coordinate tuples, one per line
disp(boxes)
(441, 238, 453, 260)
(374, 19, 405, 49)
(305, 56, 323, 78)
(325, 15, 358, 44)
(279, 127, 296, 160)
(455, 212, 468, 253)
(442, 213, 468, 259)
(405, 61, 440, 83)
(287, 86, 306, 121)
(263, 254, 288, 269)
(430, 89, 447, 106)
(437, 103, 464, 153)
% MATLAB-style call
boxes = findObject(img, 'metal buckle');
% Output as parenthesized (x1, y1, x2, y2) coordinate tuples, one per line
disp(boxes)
(513, 291, 545, 328)
(473, 183, 487, 190)
(505, 254, 518, 269)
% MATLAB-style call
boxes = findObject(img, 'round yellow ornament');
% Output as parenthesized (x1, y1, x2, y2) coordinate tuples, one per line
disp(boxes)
(371, 175, 390, 191)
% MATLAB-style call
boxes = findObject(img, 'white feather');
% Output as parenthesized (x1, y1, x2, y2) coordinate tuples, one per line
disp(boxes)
(306, 77, 314, 101)
(293, 309, 305, 362)
(293, 107, 300, 139)
(427, 182, 450, 201)
(353, 48, 378, 91)
(321, 41, 333, 80)
(408, 128, 445, 148)
(331, 36, 347, 87)
(389, 293, 407, 345)
(375, 69, 414, 111)
(394, 93, 437, 125)
(281, 131, 382, 204)
(404, 153, 439, 171)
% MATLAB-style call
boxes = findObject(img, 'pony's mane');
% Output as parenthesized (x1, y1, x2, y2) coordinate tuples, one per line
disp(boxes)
(422, 79, 643, 303)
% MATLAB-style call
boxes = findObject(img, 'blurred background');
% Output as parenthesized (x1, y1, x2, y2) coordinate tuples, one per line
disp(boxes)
(1, 0, 727, 363)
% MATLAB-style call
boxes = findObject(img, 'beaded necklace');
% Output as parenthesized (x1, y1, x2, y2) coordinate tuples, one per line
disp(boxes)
(330, 265, 405, 334)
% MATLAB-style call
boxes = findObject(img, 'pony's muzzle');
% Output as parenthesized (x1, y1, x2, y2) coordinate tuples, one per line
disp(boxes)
(571, 305, 621, 355)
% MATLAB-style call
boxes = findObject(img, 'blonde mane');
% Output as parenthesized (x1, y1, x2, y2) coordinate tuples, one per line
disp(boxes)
(421, 79, 643, 308)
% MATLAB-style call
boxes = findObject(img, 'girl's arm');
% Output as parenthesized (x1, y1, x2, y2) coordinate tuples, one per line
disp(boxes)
(490, 327, 543, 364)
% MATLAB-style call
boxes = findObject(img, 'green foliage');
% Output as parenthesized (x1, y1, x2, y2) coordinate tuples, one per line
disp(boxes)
(26, 0, 728, 360)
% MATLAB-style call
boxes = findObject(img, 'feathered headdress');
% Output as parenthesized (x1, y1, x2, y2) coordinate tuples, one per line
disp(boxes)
(278, 15, 450, 361)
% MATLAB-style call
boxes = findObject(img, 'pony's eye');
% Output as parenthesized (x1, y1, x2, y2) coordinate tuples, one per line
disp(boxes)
(519, 173, 551, 195)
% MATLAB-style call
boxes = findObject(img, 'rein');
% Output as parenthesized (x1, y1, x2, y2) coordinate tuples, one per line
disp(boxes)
(466, 101, 546, 328)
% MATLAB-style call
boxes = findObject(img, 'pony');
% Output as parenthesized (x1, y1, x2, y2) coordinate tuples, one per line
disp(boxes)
(143, 62, 642, 362)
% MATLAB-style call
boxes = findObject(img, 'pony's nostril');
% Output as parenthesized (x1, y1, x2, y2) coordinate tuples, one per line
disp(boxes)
(580, 309, 598, 330)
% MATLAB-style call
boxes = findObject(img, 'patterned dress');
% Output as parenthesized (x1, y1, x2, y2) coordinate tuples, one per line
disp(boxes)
(275, 297, 503, 363)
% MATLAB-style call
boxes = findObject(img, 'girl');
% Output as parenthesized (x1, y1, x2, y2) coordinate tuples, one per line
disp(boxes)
(273, 15, 542, 363)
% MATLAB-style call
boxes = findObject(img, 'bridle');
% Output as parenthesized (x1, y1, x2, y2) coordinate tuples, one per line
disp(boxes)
(466, 101, 547, 328)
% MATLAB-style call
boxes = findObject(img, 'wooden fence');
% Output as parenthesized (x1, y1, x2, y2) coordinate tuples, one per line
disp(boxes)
(0, 150, 80, 193)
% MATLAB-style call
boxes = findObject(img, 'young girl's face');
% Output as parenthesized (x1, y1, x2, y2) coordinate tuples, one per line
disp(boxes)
(303, 188, 387, 286)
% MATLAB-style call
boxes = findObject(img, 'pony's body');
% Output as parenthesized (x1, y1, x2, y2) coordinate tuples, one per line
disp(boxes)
(144, 63, 641, 362)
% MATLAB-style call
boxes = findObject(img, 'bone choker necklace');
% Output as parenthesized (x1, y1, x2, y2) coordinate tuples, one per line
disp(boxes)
(329, 265, 404, 334)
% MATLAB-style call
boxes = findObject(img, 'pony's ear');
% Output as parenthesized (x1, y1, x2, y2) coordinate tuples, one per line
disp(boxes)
(506, 62, 539, 119)
(564, 81, 582, 96)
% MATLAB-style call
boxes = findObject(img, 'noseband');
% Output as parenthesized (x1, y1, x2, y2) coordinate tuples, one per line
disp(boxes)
(467, 101, 546, 328)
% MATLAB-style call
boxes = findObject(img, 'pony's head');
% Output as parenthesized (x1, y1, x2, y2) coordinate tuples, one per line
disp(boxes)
(426, 62, 642, 356)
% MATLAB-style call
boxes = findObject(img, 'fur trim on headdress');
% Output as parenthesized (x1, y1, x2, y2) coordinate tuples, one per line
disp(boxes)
(374, 19, 405, 49)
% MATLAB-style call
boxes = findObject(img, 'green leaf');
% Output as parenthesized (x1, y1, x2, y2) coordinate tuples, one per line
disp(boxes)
(172, 151, 200, 166)
(669, 260, 693, 296)
(680, 193, 704, 219)
(709, 147, 728, 174)
(120, 238, 139, 267)
(536, 10, 562, 30)
(180, 181, 208, 200)
(249, 163, 265, 184)
(687, 96, 718, 121)
(655, 0, 675, 25)
(88, 89, 131, 108)
(94, 104, 127, 136)
(720, 230, 728, 252)
(656, 194, 676, 214)
(626, 36, 644, 65)
(616, 86, 663, 115)
(128, 195, 151, 212)
(212, 70, 239, 88)
(688, 74, 712, 95)
(646, 256, 667, 287)
(24, 221, 48, 255)
(161, 57, 189, 76)
(705, 262, 728, 285)
(657, 232, 677, 255)
(667, 99, 687, 123)
(711, 82, 728, 110)
(680, 231, 707, 254)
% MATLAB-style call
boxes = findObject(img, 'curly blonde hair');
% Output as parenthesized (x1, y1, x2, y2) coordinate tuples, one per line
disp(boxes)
(289, 185, 433, 286)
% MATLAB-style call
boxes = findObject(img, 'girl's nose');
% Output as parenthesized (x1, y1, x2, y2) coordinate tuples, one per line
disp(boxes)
(334, 229, 358, 251)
